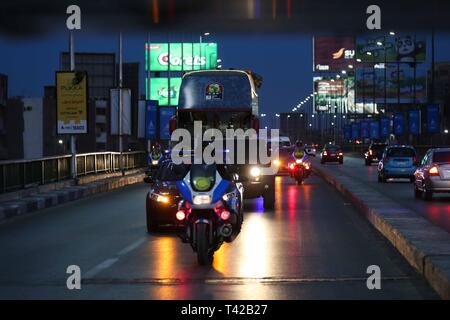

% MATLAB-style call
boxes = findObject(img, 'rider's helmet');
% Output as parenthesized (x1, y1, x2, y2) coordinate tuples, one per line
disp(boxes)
(295, 140, 303, 148)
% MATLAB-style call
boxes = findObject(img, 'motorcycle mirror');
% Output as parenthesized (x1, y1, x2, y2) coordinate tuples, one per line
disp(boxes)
(235, 176, 249, 183)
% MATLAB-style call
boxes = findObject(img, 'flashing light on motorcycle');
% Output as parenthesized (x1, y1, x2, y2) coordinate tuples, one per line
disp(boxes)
(250, 166, 261, 177)
(176, 210, 186, 221)
(193, 195, 212, 205)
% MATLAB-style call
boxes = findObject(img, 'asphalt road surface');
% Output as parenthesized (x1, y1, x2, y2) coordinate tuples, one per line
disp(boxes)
(320, 155, 450, 233)
(0, 175, 438, 299)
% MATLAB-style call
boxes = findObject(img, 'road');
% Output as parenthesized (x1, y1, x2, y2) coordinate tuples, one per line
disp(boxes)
(0, 175, 438, 299)
(320, 155, 450, 233)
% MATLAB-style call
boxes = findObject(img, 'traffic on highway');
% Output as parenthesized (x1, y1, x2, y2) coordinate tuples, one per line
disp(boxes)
(1, 0, 450, 313)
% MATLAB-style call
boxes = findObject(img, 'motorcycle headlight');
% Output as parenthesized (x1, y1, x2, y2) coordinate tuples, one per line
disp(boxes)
(152, 160, 159, 165)
(250, 167, 261, 177)
(295, 159, 303, 164)
(193, 195, 212, 205)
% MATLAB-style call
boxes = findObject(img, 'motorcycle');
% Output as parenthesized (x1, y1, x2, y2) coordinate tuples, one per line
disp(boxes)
(288, 156, 311, 185)
(175, 164, 244, 265)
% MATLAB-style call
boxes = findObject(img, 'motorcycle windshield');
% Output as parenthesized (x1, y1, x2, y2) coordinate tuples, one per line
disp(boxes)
(190, 164, 217, 192)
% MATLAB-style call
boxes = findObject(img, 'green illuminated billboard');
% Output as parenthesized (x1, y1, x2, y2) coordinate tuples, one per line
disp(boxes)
(145, 43, 218, 71)
(146, 77, 182, 106)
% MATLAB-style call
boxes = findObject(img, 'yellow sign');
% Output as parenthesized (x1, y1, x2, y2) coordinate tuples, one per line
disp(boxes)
(56, 71, 88, 134)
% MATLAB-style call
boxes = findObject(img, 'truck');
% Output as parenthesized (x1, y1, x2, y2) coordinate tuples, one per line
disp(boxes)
(169, 69, 276, 210)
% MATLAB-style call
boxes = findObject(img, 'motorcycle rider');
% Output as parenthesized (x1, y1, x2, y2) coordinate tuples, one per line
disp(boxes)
(147, 142, 165, 179)
(289, 140, 311, 179)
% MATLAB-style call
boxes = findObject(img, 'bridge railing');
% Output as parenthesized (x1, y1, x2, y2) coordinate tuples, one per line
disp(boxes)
(0, 151, 147, 193)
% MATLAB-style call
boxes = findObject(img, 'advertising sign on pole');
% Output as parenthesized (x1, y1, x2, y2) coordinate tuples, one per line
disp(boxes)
(369, 120, 380, 139)
(344, 125, 351, 141)
(427, 104, 440, 134)
(56, 71, 88, 134)
(380, 117, 390, 137)
(145, 100, 158, 140)
(360, 121, 369, 139)
(148, 77, 182, 106)
(159, 106, 176, 140)
(393, 112, 404, 136)
(351, 123, 360, 140)
(313, 37, 355, 71)
(110, 88, 132, 135)
(408, 109, 421, 135)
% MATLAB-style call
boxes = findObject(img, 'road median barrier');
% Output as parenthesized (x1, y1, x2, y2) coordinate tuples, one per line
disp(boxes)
(312, 159, 450, 300)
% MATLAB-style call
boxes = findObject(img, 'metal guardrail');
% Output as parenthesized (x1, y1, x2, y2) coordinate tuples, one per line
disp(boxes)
(0, 151, 146, 193)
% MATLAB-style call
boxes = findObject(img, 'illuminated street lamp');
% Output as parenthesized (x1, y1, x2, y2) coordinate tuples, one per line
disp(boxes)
(389, 31, 396, 36)
(445, 129, 449, 134)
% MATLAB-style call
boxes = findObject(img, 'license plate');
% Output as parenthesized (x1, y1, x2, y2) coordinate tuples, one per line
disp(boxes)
(330, 154, 336, 156)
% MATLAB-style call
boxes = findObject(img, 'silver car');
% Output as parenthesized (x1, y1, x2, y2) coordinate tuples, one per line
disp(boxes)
(413, 148, 450, 200)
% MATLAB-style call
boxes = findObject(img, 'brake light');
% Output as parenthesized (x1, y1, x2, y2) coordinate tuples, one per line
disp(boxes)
(429, 166, 439, 176)
(369, 150, 373, 155)
(338, 152, 343, 156)
(220, 210, 230, 220)
(323, 151, 328, 156)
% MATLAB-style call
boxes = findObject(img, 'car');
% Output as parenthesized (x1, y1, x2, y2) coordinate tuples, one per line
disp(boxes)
(413, 148, 450, 200)
(364, 143, 387, 166)
(273, 147, 292, 174)
(278, 136, 292, 149)
(305, 145, 317, 157)
(320, 144, 343, 164)
(145, 160, 188, 232)
(377, 145, 418, 183)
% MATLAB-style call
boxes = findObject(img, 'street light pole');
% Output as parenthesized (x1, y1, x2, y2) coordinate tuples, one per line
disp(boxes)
(69, 31, 77, 179)
(119, 32, 124, 175)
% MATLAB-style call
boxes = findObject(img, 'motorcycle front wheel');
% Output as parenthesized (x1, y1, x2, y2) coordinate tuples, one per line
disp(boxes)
(196, 223, 213, 265)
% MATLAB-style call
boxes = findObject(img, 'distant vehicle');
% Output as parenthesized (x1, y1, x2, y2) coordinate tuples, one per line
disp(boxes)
(377, 145, 417, 183)
(413, 148, 450, 200)
(320, 144, 344, 164)
(274, 147, 291, 174)
(305, 145, 317, 157)
(278, 136, 292, 149)
(145, 161, 187, 232)
(364, 143, 387, 166)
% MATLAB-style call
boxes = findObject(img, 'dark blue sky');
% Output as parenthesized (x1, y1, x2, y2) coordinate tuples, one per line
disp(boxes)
(1, 32, 450, 116)
(0, 32, 313, 116)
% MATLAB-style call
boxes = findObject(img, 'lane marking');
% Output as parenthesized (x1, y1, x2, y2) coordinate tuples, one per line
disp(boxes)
(84, 237, 146, 279)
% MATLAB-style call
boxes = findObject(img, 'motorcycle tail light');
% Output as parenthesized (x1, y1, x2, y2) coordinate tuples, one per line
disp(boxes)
(176, 210, 186, 221)
(289, 162, 296, 170)
(429, 166, 439, 176)
(304, 163, 310, 170)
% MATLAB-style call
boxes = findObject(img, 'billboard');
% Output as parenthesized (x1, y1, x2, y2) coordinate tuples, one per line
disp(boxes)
(313, 37, 355, 71)
(56, 71, 88, 134)
(146, 43, 218, 71)
(351, 123, 360, 140)
(427, 104, 440, 134)
(360, 121, 369, 139)
(369, 120, 380, 139)
(356, 33, 426, 63)
(344, 125, 351, 141)
(380, 117, 390, 137)
(110, 88, 132, 135)
(314, 78, 345, 112)
(147, 77, 182, 106)
(355, 63, 427, 104)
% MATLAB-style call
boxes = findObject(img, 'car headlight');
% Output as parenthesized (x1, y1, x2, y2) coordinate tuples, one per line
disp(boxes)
(151, 192, 170, 204)
(250, 167, 261, 177)
(273, 160, 281, 166)
(193, 195, 212, 205)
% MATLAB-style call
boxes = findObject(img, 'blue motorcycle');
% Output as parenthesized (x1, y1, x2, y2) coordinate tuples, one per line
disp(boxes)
(175, 163, 244, 265)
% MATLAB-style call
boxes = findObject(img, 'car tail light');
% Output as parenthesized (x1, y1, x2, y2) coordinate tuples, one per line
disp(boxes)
(429, 166, 439, 176)
(369, 149, 373, 155)
(338, 152, 343, 156)
(176, 210, 186, 221)
(323, 151, 328, 156)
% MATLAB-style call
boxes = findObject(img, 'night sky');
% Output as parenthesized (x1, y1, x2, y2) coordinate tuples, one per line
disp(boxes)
(1, 31, 450, 118)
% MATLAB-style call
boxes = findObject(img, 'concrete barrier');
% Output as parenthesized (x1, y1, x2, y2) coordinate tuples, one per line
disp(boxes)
(312, 160, 450, 299)
(0, 170, 146, 224)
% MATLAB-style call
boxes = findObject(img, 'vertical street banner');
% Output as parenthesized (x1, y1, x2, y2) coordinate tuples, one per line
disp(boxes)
(159, 106, 176, 140)
(393, 112, 404, 136)
(380, 117, 390, 137)
(351, 123, 360, 140)
(360, 121, 369, 139)
(344, 125, 351, 141)
(369, 120, 380, 139)
(110, 88, 132, 135)
(145, 100, 158, 140)
(427, 104, 440, 134)
(56, 71, 88, 134)
(408, 109, 421, 135)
